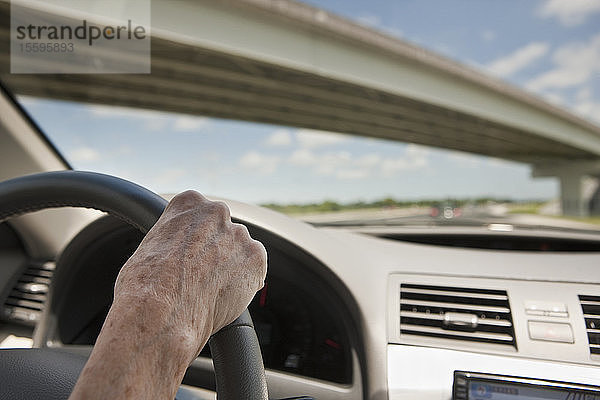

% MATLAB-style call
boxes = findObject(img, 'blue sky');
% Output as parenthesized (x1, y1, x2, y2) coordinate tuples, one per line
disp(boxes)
(17, 0, 600, 204)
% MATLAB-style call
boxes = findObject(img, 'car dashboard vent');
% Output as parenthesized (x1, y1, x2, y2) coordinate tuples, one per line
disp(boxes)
(400, 283, 516, 347)
(579, 295, 600, 355)
(2, 261, 54, 326)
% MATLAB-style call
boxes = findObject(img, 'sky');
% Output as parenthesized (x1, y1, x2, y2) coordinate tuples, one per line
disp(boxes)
(16, 0, 600, 205)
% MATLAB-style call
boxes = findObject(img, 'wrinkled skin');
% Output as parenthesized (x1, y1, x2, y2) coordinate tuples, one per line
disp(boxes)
(69, 191, 268, 400)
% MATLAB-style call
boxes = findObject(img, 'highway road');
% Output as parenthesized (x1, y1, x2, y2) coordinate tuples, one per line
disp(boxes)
(299, 204, 600, 232)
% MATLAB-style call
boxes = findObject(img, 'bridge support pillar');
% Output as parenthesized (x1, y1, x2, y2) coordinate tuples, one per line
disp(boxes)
(558, 172, 587, 217)
(532, 160, 600, 217)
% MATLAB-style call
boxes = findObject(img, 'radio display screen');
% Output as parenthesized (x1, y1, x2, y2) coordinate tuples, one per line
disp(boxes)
(454, 371, 600, 400)
(469, 380, 592, 399)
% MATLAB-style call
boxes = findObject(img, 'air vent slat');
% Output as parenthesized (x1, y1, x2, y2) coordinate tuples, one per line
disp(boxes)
(3, 306, 41, 323)
(400, 310, 512, 327)
(401, 292, 509, 307)
(401, 287, 508, 301)
(580, 300, 600, 306)
(17, 276, 51, 285)
(401, 325, 514, 342)
(400, 284, 515, 348)
(585, 318, 600, 330)
(15, 282, 48, 294)
(5, 298, 43, 310)
(2, 261, 54, 326)
(401, 284, 507, 296)
(582, 304, 600, 315)
(22, 270, 53, 279)
(8, 291, 46, 303)
(580, 295, 600, 302)
(588, 333, 600, 345)
(580, 295, 600, 356)
(401, 299, 510, 314)
(401, 317, 512, 335)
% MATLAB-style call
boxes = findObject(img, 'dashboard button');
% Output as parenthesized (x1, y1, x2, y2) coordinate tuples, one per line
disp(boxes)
(548, 311, 569, 318)
(525, 300, 567, 314)
(528, 321, 573, 343)
(525, 309, 545, 316)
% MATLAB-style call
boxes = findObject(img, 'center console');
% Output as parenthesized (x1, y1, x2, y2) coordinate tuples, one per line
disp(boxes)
(386, 274, 600, 400)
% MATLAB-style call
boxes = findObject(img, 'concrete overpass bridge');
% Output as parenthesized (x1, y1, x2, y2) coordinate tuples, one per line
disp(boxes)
(2, 0, 600, 215)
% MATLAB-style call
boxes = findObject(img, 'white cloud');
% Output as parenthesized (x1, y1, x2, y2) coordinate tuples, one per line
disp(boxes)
(69, 147, 100, 162)
(336, 169, 370, 180)
(576, 87, 593, 102)
(355, 153, 382, 168)
(288, 144, 428, 180)
(173, 116, 209, 132)
(486, 157, 517, 168)
(526, 34, 600, 92)
(447, 151, 516, 170)
(482, 30, 496, 42)
(537, 0, 600, 26)
(199, 151, 221, 164)
(573, 89, 600, 123)
(265, 129, 292, 147)
(540, 92, 565, 105)
(406, 143, 429, 156)
(356, 14, 402, 37)
(239, 151, 281, 174)
(446, 151, 482, 167)
(486, 42, 549, 77)
(116, 146, 133, 156)
(87, 104, 171, 131)
(381, 144, 429, 175)
(296, 129, 348, 148)
(153, 168, 187, 185)
(574, 100, 600, 124)
(289, 148, 317, 165)
(315, 151, 352, 176)
(87, 104, 159, 119)
(357, 14, 381, 28)
(290, 149, 361, 179)
(87, 104, 211, 133)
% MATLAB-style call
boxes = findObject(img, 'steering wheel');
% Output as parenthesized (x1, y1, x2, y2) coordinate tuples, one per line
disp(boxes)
(0, 171, 269, 400)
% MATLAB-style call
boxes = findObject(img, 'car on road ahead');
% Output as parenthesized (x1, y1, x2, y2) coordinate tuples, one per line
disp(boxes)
(430, 202, 462, 219)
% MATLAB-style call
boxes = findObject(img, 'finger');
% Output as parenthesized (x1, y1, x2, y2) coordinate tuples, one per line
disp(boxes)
(207, 201, 231, 226)
(232, 223, 251, 241)
(246, 239, 268, 290)
(165, 190, 208, 213)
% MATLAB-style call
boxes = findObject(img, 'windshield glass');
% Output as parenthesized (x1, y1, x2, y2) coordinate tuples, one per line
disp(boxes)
(5, 0, 600, 233)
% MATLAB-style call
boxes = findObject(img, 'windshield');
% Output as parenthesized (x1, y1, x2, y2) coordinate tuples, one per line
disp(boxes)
(5, 0, 600, 233)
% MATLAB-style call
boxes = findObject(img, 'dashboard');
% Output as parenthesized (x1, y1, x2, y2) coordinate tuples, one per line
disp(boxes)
(1, 199, 600, 400)
(0, 213, 360, 398)
(237, 275, 351, 384)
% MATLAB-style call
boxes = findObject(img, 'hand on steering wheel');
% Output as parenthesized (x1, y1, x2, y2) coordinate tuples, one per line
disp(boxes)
(72, 190, 267, 399)
(0, 171, 269, 400)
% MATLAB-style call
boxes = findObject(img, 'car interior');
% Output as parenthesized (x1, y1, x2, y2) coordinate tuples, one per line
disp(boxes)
(1, 83, 599, 399)
(1, 1, 600, 399)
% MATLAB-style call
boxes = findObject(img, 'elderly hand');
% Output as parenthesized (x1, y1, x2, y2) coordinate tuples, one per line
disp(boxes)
(115, 190, 267, 346)
(70, 191, 267, 400)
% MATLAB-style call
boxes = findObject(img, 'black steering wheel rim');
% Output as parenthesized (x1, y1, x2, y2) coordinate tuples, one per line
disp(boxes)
(0, 170, 268, 400)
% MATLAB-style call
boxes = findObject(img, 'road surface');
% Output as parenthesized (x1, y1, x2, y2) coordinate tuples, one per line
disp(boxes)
(298, 204, 600, 232)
